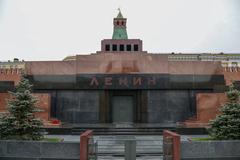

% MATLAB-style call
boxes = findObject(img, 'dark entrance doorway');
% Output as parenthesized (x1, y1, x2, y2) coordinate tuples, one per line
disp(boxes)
(112, 96, 134, 123)
(110, 90, 136, 123)
(99, 90, 148, 123)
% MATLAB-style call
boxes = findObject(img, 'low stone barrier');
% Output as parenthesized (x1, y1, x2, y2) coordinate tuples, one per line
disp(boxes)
(0, 140, 80, 160)
(163, 130, 180, 160)
(181, 140, 240, 160)
(80, 130, 93, 160)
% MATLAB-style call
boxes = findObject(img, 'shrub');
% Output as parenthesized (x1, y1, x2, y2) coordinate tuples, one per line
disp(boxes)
(0, 76, 44, 140)
(209, 85, 240, 140)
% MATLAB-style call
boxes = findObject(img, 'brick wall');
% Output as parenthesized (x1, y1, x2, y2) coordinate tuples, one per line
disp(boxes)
(0, 69, 22, 85)
(0, 93, 50, 122)
(0, 93, 10, 112)
(223, 68, 240, 85)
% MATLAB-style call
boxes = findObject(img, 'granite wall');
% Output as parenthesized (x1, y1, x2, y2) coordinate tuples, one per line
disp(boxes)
(50, 90, 100, 123)
(180, 93, 228, 127)
(40, 89, 218, 124)
(0, 140, 80, 160)
(26, 53, 223, 74)
(147, 90, 212, 123)
(196, 93, 228, 123)
(181, 140, 240, 159)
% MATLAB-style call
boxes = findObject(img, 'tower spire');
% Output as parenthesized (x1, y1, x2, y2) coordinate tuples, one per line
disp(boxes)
(112, 9, 128, 39)
(117, 8, 123, 18)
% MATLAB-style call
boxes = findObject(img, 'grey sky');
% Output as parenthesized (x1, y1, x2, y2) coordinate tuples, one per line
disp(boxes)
(0, 0, 240, 61)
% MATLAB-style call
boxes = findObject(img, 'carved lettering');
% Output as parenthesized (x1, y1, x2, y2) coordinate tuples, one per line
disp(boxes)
(89, 76, 157, 88)
(119, 77, 128, 86)
(133, 77, 142, 86)
(105, 77, 112, 86)
(90, 77, 99, 86)
(148, 77, 156, 85)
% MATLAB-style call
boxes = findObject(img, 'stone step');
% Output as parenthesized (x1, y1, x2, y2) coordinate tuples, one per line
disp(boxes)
(72, 131, 168, 135)
(184, 118, 198, 122)
(93, 135, 163, 159)
(71, 127, 176, 135)
(96, 150, 163, 156)
(45, 126, 208, 135)
(97, 150, 163, 155)
(72, 128, 175, 130)
(97, 155, 163, 160)
(72, 131, 165, 135)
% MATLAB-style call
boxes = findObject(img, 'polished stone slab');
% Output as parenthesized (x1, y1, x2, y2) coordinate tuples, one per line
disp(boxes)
(29, 74, 225, 90)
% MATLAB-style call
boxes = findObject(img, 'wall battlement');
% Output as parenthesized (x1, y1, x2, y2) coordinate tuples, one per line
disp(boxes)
(0, 69, 23, 85)
(223, 67, 240, 72)
(0, 68, 24, 74)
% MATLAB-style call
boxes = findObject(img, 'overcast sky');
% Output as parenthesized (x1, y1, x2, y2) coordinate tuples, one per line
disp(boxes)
(0, 0, 240, 61)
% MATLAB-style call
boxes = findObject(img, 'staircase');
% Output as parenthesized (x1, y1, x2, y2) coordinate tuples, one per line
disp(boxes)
(95, 135, 163, 160)
(183, 115, 198, 122)
(45, 123, 207, 135)
(179, 116, 209, 128)
(71, 124, 176, 135)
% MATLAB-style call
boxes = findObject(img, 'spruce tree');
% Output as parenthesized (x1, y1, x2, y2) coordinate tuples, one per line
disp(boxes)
(209, 85, 240, 140)
(0, 76, 43, 140)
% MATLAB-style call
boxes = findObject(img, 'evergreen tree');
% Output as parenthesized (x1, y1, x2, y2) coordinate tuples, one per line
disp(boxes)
(0, 76, 43, 140)
(209, 85, 240, 140)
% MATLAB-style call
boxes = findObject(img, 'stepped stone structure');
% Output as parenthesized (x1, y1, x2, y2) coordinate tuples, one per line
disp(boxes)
(0, 10, 240, 128)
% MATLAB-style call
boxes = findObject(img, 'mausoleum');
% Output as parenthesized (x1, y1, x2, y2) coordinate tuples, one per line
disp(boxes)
(1, 10, 240, 128)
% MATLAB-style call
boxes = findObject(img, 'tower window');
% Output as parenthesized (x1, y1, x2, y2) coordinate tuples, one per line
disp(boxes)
(105, 44, 110, 51)
(134, 45, 139, 51)
(112, 44, 117, 51)
(127, 45, 132, 51)
(122, 21, 124, 25)
(120, 44, 124, 51)
(117, 21, 119, 25)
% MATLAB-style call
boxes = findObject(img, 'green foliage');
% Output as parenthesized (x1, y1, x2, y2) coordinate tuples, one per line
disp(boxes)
(191, 137, 214, 141)
(0, 76, 44, 140)
(209, 85, 240, 140)
(44, 137, 64, 142)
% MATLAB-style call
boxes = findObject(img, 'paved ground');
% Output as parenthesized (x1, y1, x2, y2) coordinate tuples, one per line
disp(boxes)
(45, 134, 209, 160)
(97, 156, 162, 160)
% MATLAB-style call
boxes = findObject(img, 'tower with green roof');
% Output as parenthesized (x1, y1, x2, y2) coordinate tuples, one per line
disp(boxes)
(99, 9, 145, 53)
(112, 9, 128, 39)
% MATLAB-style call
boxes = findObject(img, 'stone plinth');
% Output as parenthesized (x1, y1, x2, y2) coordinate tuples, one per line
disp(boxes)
(181, 93, 228, 128)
